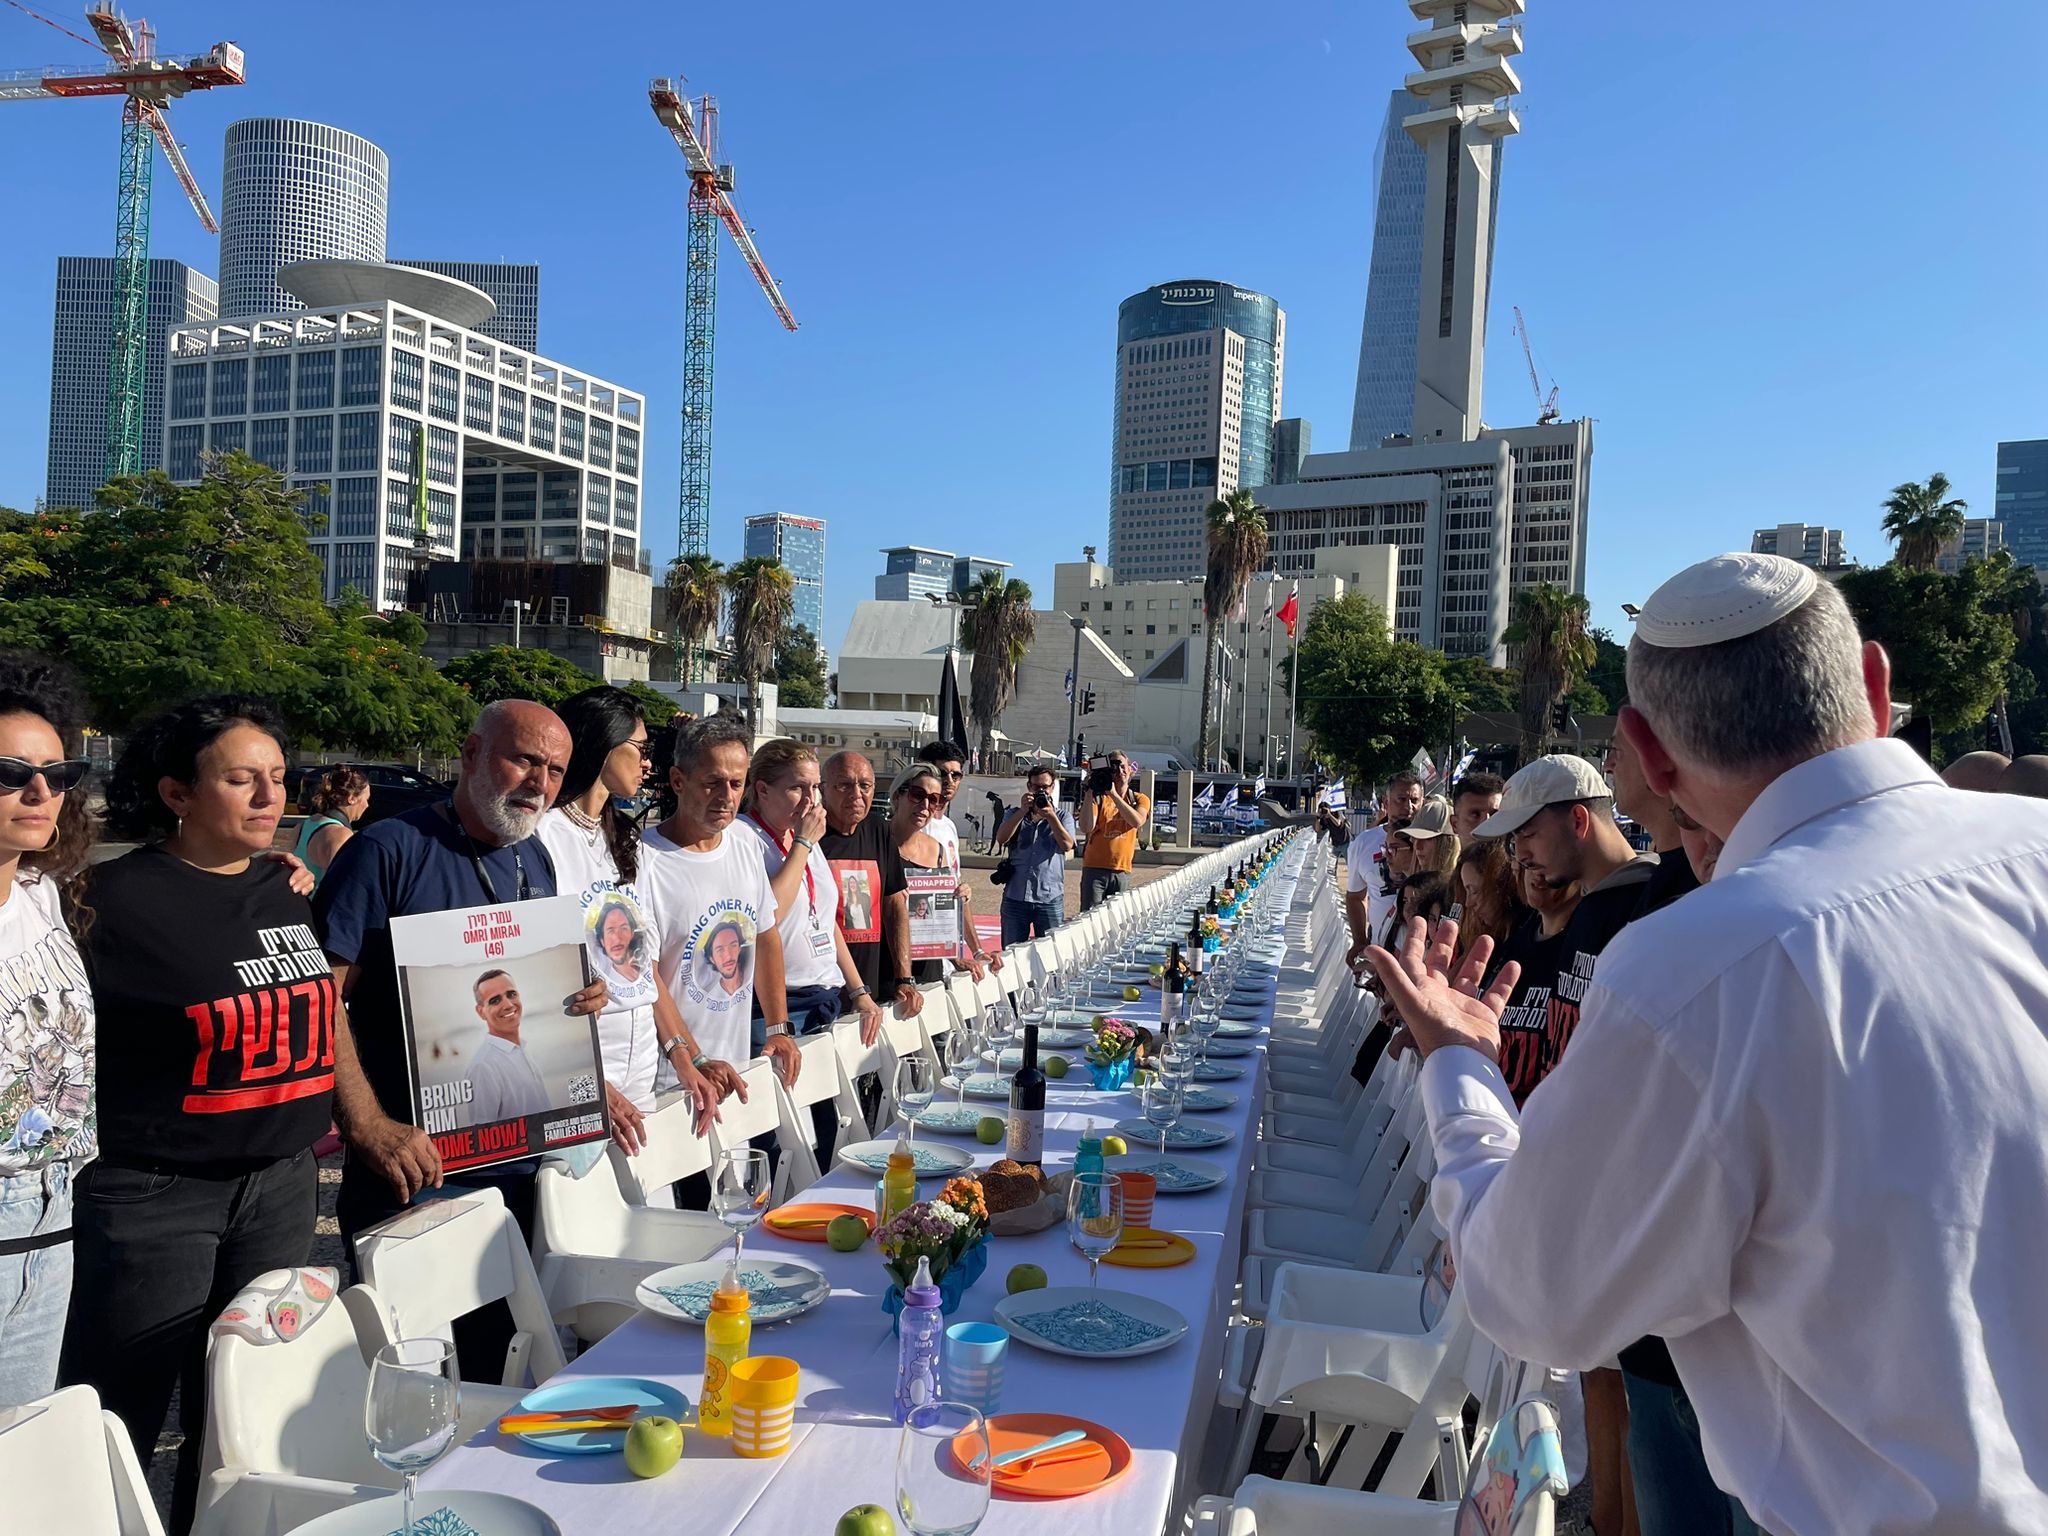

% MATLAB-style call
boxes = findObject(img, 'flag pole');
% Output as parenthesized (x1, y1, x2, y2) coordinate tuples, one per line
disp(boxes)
(1261, 590, 1276, 777)
(1285, 634, 1299, 791)
(1237, 610, 1250, 776)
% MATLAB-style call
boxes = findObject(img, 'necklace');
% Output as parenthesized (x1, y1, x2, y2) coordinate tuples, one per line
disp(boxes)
(561, 801, 603, 833)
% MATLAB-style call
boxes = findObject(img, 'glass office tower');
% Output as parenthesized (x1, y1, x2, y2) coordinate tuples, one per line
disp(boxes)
(744, 512, 827, 642)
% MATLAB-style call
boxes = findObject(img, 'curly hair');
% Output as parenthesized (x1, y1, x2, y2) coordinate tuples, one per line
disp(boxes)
(309, 765, 369, 817)
(0, 649, 95, 891)
(104, 694, 289, 842)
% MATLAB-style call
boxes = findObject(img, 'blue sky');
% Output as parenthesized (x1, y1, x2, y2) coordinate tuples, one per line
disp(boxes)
(2, 1, 2039, 660)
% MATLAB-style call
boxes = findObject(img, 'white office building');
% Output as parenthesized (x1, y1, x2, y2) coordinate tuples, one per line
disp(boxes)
(1936, 517, 2005, 574)
(164, 260, 643, 610)
(1751, 522, 1852, 570)
(45, 257, 217, 510)
(395, 261, 540, 354)
(218, 119, 389, 319)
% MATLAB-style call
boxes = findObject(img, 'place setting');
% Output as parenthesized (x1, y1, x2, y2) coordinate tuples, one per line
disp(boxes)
(636, 1149, 833, 1326)
(992, 1171, 1192, 1360)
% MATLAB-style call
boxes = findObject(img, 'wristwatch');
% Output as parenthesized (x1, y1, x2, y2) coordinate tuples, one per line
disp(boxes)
(763, 1021, 795, 1039)
(891, 977, 917, 995)
(848, 985, 872, 1002)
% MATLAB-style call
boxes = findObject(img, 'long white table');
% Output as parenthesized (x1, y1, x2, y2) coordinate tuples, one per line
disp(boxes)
(423, 852, 1305, 1534)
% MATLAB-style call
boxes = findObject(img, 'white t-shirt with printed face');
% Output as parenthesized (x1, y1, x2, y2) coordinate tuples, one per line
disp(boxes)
(927, 814, 961, 873)
(538, 811, 663, 1110)
(1345, 823, 1398, 940)
(638, 825, 777, 1069)
(737, 817, 843, 992)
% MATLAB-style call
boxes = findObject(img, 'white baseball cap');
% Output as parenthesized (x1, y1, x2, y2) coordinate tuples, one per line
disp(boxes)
(1398, 797, 1456, 840)
(1631, 552, 1819, 649)
(1474, 754, 1610, 838)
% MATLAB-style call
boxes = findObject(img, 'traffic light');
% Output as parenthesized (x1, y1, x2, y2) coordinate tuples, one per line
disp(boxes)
(1080, 686, 1097, 717)
(1552, 700, 1573, 733)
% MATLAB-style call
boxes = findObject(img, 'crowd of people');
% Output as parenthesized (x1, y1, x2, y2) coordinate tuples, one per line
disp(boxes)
(0, 657, 1142, 1533)
(1337, 552, 2048, 1534)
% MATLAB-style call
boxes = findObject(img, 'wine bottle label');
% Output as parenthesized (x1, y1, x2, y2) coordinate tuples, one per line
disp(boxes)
(1007, 1108, 1044, 1165)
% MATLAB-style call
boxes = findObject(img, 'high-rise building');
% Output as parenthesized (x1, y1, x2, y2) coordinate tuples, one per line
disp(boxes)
(1108, 281, 1285, 581)
(1752, 523, 1852, 569)
(45, 257, 217, 511)
(876, 546, 955, 602)
(164, 261, 643, 611)
(744, 512, 827, 644)
(395, 261, 540, 353)
(1350, 91, 1428, 451)
(953, 555, 1012, 594)
(218, 119, 389, 318)
(1995, 439, 2048, 571)
(1935, 517, 2005, 575)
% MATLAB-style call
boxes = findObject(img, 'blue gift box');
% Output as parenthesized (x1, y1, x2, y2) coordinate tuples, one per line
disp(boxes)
(1087, 1055, 1135, 1092)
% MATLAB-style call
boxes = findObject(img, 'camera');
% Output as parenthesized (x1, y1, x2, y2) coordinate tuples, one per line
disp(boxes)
(1030, 789, 1053, 810)
(1087, 761, 1116, 796)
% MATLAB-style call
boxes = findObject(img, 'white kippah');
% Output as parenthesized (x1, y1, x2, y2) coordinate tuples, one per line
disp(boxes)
(1631, 553, 1820, 649)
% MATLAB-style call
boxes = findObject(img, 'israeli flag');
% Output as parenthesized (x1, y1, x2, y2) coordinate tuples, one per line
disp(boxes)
(1325, 778, 1348, 810)
(1192, 780, 1216, 809)
(1063, 668, 1074, 703)
(1253, 773, 1267, 798)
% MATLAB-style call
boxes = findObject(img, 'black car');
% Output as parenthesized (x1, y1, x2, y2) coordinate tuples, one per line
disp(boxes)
(292, 762, 452, 826)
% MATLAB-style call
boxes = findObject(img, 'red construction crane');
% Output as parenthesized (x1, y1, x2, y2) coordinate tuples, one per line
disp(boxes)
(2, 3, 245, 480)
(1511, 304, 1561, 425)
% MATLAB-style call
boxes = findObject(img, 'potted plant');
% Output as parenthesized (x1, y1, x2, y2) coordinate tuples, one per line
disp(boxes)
(1085, 1017, 1140, 1091)
(879, 1176, 991, 1326)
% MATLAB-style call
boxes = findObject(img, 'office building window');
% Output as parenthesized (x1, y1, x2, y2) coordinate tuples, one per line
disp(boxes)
(250, 417, 288, 471)
(498, 527, 528, 557)
(387, 414, 422, 475)
(463, 474, 497, 523)
(211, 358, 248, 417)
(427, 361, 459, 423)
(588, 418, 613, 470)
(386, 478, 421, 540)
(340, 346, 382, 407)
(501, 472, 537, 522)
(293, 414, 333, 475)
(584, 531, 607, 562)
(498, 386, 526, 443)
(296, 351, 335, 411)
(334, 477, 376, 537)
(253, 355, 291, 414)
(294, 480, 329, 537)
(167, 425, 203, 480)
(530, 398, 556, 453)
(615, 481, 638, 532)
(560, 408, 585, 460)
(587, 474, 611, 527)
(426, 425, 457, 485)
(208, 420, 245, 457)
(616, 425, 640, 476)
(337, 411, 378, 474)
(170, 363, 207, 421)
(332, 542, 376, 600)
(542, 470, 578, 520)
(390, 349, 424, 413)
(464, 375, 492, 433)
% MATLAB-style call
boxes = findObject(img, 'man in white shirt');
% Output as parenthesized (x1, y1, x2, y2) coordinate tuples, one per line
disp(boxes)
(465, 969, 551, 1124)
(1345, 770, 1423, 969)
(914, 740, 998, 978)
(1373, 553, 2048, 1535)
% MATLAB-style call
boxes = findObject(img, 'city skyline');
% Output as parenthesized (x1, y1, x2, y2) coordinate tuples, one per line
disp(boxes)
(0, 1, 2038, 663)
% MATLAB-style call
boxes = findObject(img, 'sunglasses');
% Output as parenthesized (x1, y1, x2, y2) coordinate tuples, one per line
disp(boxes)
(0, 757, 90, 794)
(937, 769, 963, 782)
(895, 789, 942, 806)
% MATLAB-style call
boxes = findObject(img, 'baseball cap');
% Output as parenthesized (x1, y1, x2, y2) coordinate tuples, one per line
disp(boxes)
(1474, 755, 1609, 839)
(1630, 553, 1818, 649)
(1399, 797, 1456, 840)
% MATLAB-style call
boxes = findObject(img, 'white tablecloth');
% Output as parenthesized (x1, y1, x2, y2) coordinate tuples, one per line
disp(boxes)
(424, 857, 1304, 1535)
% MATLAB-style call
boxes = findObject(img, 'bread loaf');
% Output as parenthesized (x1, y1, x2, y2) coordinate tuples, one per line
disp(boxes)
(982, 1158, 1045, 1215)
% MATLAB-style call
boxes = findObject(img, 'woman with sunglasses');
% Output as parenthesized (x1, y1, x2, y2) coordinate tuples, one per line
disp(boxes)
(0, 651, 96, 1408)
(60, 695, 336, 1530)
(888, 763, 957, 986)
(539, 688, 728, 1159)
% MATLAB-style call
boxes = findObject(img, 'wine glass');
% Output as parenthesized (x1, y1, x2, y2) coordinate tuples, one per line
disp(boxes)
(1158, 1034, 1196, 1091)
(895, 1056, 937, 1145)
(1142, 1077, 1183, 1157)
(365, 1338, 460, 1536)
(1066, 1171, 1126, 1331)
(895, 1401, 992, 1536)
(1191, 999, 1222, 1066)
(712, 1146, 772, 1264)
(947, 1022, 982, 1104)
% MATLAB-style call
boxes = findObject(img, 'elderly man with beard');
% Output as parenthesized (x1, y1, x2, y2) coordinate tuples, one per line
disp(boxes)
(316, 699, 609, 1275)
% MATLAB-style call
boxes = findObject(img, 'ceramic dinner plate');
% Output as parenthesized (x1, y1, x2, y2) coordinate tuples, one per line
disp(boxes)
(506, 1375, 690, 1456)
(1131, 1086, 1236, 1113)
(1112, 1117, 1234, 1150)
(837, 1138, 976, 1178)
(995, 1285, 1190, 1359)
(636, 1258, 830, 1326)
(941, 1073, 1012, 1101)
(1201, 1038, 1255, 1058)
(1038, 1027, 1097, 1049)
(1213, 1020, 1262, 1038)
(1193, 1061, 1244, 1081)
(1102, 1152, 1229, 1194)
(285, 1491, 562, 1534)
(913, 1103, 994, 1136)
(952, 1412, 1134, 1500)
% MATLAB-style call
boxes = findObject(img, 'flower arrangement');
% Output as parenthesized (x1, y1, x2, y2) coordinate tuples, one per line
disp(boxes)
(1086, 1018, 1139, 1067)
(878, 1177, 989, 1290)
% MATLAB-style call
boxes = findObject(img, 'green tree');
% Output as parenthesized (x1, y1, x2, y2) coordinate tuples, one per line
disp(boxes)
(1880, 473, 1969, 571)
(1198, 490, 1269, 769)
(663, 552, 725, 685)
(1586, 626, 1629, 711)
(958, 570, 1037, 762)
(1294, 594, 1461, 786)
(1838, 556, 2018, 737)
(440, 646, 603, 710)
(1501, 584, 1596, 764)
(724, 556, 795, 729)
(620, 680, 681, 728)
(769, 623, 828, 710)
(287, 603, 475, 755)
(1443, 654, 1520, 714)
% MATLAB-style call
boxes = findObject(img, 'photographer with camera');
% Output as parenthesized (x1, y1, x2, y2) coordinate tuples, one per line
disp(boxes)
(994, 764, 1076, 943)
(1077, 750, 1152, 911)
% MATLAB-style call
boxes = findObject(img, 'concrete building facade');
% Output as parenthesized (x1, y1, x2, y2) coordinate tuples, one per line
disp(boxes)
(413, 558, 663, 683)
(875, 546, 955, 603)
(1108, 281, 1286, 582)
(1996, 439, 2048, 571)
(1935, 517, 2006, 574)
(745, 513, 827, 644)
(1751, 523, 1852, 570)
(45, 257, 217, 510)
(218, 119, 389, 319)
(395, 261, 540, 353)
(164, 261, 643, 611)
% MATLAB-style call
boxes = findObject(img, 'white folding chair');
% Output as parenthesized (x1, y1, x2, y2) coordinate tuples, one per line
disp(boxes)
(774, 1029, 868, 1183)
(706, 1058, 809, 1203)
(1, 1385, 165, 1536)
(832, 1012, 888, 1141)
(351, 1186, 566, 1395)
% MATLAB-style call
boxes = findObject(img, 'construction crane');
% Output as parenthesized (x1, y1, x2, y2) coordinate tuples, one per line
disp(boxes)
(1511, 304, 1561, 425)
(2, 3, 244, 483)
(649, 74, 797, 561)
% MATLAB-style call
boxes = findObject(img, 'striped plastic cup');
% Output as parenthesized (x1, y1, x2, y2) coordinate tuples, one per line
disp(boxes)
(942, 1322, 1007, 1414)
(1116, 1170, 1157, 1230)
(728, 1356, 800, 1458)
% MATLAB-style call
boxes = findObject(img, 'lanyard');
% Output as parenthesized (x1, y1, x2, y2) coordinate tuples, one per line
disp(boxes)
(463, 831, 530, 904)
(746, 814, 817, 925)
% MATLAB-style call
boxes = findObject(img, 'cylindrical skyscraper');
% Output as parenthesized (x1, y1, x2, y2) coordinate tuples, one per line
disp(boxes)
(217, 118, 388, 318)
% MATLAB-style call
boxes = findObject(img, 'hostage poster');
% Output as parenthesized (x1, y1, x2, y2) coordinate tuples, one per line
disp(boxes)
(391, 895, 607, 1174)
(905, 868, 962, 961)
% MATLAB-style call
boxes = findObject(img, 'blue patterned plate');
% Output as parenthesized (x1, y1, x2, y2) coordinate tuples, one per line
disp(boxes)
(635, 1259, 829, 1326)
(1039, 1027, 1096, 1049)
(1102, 1152, 1228, 1193)
(941, 1072, 1012, 1101)
(1214, 1020, 1261, 1038)
(1193, 1061, 1244, 1081)
(1112, 1118, 1234, 1150)
(916, 1103, 995, 1135)
(995, 1284, 1189, 1358)
(1201, 1038, 1256, 1058)
(1130, 1086, 1235, 1113)
(837, 1138, 976, 1178)
(508, 1376, 689, 1455)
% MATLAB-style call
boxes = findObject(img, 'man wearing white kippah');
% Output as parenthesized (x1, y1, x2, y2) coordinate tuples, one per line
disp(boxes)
(1371, 553, 2048, 1535)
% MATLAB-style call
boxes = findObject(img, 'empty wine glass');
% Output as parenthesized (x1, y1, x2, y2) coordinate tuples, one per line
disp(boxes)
(896, 1401, 991, 1536)
(947, 1022, 982, 1103)
(1158, 1034, 1197, 1090)
(895, 1055, 937, 1145)
(1142, 1077, 1183, 1156)
(1066, 1171, 1126, 1332)
(712, 1146, 772, 1264)
(1191, 1000, 1222, 1065)
(365, 1338, 460, 1536)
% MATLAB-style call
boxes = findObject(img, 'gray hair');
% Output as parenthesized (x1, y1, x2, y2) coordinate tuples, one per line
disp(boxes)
(1627, 582, 1872, 776)
(672, 710, 753, 776)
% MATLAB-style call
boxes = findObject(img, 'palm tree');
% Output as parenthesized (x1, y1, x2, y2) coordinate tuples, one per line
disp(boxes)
(959, 569, 1037, 763)
(1198, 490, 1270, 769)
(663, 552, 725, 684)
(722, 556, 795, 730)
(1502, 583, 1595, 765)
(1881, 473, 1969, 571)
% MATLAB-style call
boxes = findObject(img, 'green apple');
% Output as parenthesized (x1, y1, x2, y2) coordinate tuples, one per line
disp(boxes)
(623, 1415, 683, 1478)
(826, 1214, 869, 1252)
(1147, 962, 1165, 978)
(1101, 1134, 1128, 1156)
(1044, 1055, 1069, 1079)
(836, 1505, 896, 1536)
(1006, 1262, 1048, 1295)
(975, 1116, 1005, 1144)
(1121, 985, 1143, 1003)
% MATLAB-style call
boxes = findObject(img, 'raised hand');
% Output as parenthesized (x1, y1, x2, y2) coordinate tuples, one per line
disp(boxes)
(1364, 917, 1520, 1064)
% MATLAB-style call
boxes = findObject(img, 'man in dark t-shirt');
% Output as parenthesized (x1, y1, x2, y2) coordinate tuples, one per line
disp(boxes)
(820, 750, 917, 1020)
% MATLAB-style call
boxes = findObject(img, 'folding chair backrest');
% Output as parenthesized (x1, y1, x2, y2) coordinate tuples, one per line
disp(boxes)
(705, 1058, 785, 1150)
(943, 973, 980, 1035)
(1, 1384, 161, 1535)
(834, 1010, 887, 1096)
(614, 1088, 715, 1201)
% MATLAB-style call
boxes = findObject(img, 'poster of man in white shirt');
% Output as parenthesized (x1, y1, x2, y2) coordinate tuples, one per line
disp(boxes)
(464, 969, 551, 1123)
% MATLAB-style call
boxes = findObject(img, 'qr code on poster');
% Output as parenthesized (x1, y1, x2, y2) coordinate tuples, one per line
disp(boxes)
(568, 1072, 600, 1104)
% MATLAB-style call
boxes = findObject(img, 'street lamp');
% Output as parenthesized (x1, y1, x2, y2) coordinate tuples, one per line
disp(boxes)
(508, 598, 531, 649)
(926, 591, 963, 723)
